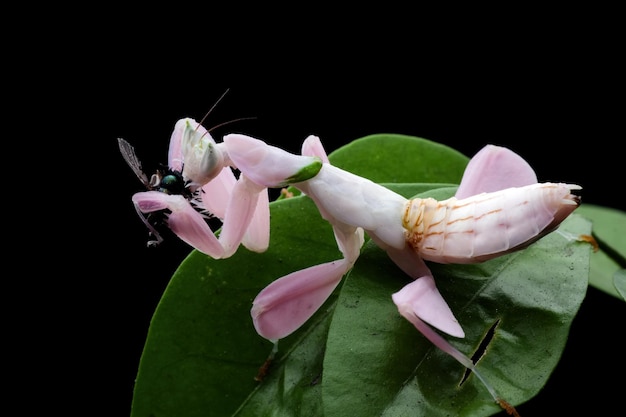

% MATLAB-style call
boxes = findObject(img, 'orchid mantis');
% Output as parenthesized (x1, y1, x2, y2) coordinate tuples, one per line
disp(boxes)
(119, 118, 322, 259)
(122, 115, 583, 413)
(224, 133, 581, 414)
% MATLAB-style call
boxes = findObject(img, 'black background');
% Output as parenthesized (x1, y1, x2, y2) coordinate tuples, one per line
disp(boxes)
(103, 86, 624, 416)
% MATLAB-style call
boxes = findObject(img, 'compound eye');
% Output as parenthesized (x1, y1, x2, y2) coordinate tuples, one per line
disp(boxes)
(159, 172, 186, 195)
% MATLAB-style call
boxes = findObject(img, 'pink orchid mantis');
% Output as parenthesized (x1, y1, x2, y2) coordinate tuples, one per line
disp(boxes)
(226, 135, 581, 340)
(119, 118, 323, 259)
(225, 134, 581, 413)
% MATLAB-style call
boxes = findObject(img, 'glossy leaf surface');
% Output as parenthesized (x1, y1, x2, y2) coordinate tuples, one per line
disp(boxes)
(322, 212, 590, 417)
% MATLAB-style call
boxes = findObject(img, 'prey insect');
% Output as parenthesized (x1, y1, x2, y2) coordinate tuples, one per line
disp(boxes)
(118, 115, 268, 259)
(118, 88, 269, 257)
(118, 137, 198, 247)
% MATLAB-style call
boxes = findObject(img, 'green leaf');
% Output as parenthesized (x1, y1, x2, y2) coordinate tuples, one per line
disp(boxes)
(323, 213, 591, 417)
(231, 303, 331, 417)
(131, 196, 341, 417)
(329, 133, 469, 184)
(575, 204, 626, 298)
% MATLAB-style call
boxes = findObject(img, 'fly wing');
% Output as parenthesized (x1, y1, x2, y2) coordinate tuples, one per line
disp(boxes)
(118, 138, 150, 187)
(455, 144, 538, 199)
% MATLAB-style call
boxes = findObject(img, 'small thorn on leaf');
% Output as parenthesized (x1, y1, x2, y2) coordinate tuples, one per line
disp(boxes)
(497, 398, 521, 417)
(557, 230, 599, 252)
(255, 340, 279, 382)
(578, 234, 599, 252)
(254, 357, 273, 382)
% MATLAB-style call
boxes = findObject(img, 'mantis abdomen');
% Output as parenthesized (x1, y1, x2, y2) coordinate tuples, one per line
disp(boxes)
(403, 183, 581, 263)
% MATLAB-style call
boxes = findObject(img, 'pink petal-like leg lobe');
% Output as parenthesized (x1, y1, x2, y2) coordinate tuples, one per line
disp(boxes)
(167, 118, 187, 172)
(392, 275, 465, 338)
(199, 167, 269, 254)
(167, 202, 225, 258)
(455, 144, 538, 199)
(218, 175, 267, 258)
(301, 135, 330, 163)
(132, 191, 225, 257)
(132, 190, 172, 213)
(370, 237, 463, 336)
(242, 189, 270, 253)
(200, 167, 238, 219)
(251, 260, 351, 341)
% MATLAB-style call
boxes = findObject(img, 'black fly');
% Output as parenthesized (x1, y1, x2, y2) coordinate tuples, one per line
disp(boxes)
(118, 137, 195, 247)
(118, 89, 255, 248)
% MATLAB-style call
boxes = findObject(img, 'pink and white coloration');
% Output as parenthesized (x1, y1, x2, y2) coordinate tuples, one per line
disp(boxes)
(225, 137, 581, 341)
(226, 136, 581, 412)
(120, 118, 322, 259)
